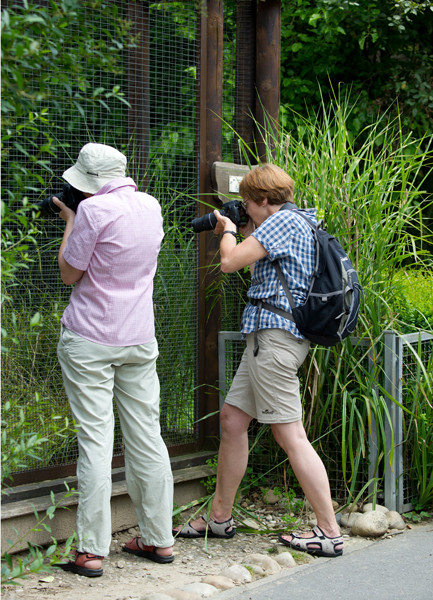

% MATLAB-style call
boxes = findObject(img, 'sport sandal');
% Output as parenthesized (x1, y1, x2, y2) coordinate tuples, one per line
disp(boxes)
(173, 514, 236, 539)
(278, 525, 343, 558)
(56, 550, 104, 577)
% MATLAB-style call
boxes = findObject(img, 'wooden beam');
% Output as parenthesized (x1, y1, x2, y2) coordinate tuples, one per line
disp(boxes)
(197, 0, 224, 447)
(255, 0, 281, 161)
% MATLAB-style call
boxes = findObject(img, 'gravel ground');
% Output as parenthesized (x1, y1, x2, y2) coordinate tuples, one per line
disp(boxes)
(0, 500, 394, 600)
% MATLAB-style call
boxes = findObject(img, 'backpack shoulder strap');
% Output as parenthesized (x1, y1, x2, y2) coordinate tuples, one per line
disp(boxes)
(279, 202, 320, 232)
(271, 260, 296, 311)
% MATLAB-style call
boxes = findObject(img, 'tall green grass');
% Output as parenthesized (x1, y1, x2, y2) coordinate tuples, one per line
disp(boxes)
(220, 92, 433, 508)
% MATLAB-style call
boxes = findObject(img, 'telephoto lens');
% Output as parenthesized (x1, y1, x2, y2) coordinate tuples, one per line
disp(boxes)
(191, 200, 247, 233)
(191, 212, 218, 233)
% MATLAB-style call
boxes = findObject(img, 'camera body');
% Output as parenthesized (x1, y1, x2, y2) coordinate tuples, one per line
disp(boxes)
(192, 199, 248, 233)
(37, 183, 85, 217)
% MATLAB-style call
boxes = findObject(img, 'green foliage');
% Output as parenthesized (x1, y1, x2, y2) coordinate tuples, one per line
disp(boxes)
(402, 349, 433, 510)
(201, 456, 218, 495)
(280, 0, 433, 139)
(265, 486, 304, 528)
(402, 510, 431, 523)
(1, 506, 77, 586)
(1, 398, 76, 487)
(1, 0, 132, 126)
(1, 198, 39, 337)
(1, 0, 136, 354)
(392, 269, 433, 332)
(1, 400, 78, 586)
(0, 0, 135, 294)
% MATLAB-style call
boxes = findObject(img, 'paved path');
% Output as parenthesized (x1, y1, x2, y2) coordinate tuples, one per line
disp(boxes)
(219, 522, 433, 600)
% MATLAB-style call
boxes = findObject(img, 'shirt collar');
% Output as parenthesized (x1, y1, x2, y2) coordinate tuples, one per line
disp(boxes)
(93, 177, 137, 196)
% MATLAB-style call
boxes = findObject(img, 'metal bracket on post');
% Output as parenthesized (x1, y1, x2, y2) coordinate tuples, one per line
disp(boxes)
(383, 330, 404, 512)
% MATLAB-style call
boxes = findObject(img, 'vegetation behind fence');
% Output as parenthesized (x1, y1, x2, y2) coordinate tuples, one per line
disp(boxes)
(2, 1, 432, 511)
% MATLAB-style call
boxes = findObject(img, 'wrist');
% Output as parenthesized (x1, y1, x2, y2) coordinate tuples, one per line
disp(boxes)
(221, 230, 237, 238)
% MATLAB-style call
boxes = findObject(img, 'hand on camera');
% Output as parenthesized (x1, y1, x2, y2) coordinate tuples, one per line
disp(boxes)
(213, 210, 236, 235)
(52, 196, 75, 223)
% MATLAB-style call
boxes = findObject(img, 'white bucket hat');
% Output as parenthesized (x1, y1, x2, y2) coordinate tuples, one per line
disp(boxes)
(62, 143, 127, 194)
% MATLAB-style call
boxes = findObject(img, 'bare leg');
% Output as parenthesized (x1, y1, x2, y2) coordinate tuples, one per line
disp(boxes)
(173, 404, 252, 532)
(271, 420, 341, 545)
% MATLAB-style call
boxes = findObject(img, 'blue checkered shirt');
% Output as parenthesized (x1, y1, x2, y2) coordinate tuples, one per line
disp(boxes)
(241, 207, 317, 340)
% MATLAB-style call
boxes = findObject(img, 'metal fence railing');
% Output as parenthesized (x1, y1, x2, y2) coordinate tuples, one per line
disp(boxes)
(383, 330, 433, 512)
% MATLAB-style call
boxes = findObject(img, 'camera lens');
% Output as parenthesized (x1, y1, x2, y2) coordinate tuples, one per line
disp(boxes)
(36, 193, 63, 217)
(191, 212, 218, 233)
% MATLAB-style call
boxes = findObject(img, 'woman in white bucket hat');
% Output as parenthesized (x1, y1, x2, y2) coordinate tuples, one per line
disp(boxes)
(54, 143, 174, 577)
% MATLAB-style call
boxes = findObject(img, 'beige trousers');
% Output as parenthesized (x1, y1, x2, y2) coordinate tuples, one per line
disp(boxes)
(57, 326, 174, 556)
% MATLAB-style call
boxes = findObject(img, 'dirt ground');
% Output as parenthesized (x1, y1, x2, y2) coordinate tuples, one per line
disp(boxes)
(2, 526, 306, 600)
(1, 502, 407, 600)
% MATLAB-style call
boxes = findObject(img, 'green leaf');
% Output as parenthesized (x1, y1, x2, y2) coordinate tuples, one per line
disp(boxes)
(29, 312, 41, 327)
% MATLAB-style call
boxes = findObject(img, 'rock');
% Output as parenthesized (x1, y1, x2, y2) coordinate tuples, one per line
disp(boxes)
(362, 503, 389, 514)
(140, 594, 175, 600)
(274, 552, 296, 568)
(351, 510, 388, 537)
(242, 518, 262, 529)
(305, 499, 338, 512)
(116, 560, 126, 569)
(219, 564, 253, 584)
(164, 590, 202, 600)
(244, 564, 265, 575)
(345, 502, 359, 513)
(201, 575, 235, 590)
(386, 511, 406, 530)
(241, 553, 281, 575)
(180, 583, 219, 597)
(340, 512, 363, 528)
(263, 489, 280, 504)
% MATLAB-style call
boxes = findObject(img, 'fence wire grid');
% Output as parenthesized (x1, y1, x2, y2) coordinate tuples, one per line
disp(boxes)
(3, 0, 201, 476)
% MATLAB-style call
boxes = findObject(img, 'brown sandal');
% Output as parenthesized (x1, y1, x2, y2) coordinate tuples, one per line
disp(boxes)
(56, 550, 104, 577)
(122, 537, 174, 564)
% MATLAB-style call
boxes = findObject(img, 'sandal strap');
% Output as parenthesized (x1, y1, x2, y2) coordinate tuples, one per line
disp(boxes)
(202, 513, 235, 536)
(288, 526, 343, 555)
(75, 551, 104, 565)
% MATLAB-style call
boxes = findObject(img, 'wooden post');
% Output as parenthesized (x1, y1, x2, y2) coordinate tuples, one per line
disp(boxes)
(197, 0, 224, 447)
(255, 0, 281, 161)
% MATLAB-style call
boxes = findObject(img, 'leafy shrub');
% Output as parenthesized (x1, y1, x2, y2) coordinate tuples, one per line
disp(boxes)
(1, 400, 78, 586)
(392, 269, 433, 332)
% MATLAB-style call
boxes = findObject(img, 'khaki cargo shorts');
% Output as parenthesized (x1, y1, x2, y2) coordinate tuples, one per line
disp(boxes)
(225, 328, 310, 424)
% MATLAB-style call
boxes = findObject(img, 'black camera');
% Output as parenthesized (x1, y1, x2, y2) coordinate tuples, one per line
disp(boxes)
(192, 200, 248, 233)
(37, 183, 85, 217)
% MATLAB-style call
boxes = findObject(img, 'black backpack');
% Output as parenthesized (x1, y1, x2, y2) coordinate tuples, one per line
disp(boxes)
(252, 204, 362, 353)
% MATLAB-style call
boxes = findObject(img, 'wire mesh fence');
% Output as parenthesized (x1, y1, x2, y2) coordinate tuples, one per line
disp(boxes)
(383, 331, 433, 512)
(2, 0, 200, 478)
(400, 335, 433, 509)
